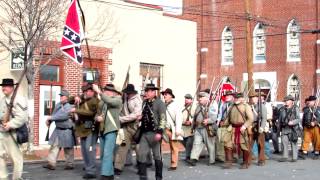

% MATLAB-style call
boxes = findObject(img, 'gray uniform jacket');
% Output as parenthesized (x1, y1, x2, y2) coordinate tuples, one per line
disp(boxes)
(251, 103, 267, 130)
(194, 104, 214, 129)
(279, 105, 301, 135)
(49, 102, 75, 148)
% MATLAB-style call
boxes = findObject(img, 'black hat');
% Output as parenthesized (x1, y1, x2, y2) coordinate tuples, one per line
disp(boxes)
(103, 84, 121, 94)
(122, 84, 137, 94)
(82, 84, 93, 92)
(144, 83, 159, 91)
(234, 92, 244, 98)
(184, 94, 193, 99)
(283, 95, 295, 101)
(0, 78, 16, 86)
(201, 88, 211, 94)
(161, 88, 175, 98)
(59, 90, 70, 97)
(261, 92, 267, 97)
(307, 95, 317, 101)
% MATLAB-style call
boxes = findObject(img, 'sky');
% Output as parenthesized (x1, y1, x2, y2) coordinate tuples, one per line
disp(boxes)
(130, 0, 183, 15)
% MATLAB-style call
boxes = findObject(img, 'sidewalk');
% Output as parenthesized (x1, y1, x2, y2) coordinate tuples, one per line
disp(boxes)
(23, 142, 185, 164)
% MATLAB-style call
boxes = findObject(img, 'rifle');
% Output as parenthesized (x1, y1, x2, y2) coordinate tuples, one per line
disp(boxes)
(257, 83, 263, 133)
(312, 87, 320, 126)
(265, 81, 275, 102)
(45, 82, 53, 141)
(189, 74, 207, 119)
(244, 80, 255, 102)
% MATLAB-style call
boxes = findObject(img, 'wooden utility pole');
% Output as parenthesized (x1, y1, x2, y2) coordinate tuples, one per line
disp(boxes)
(244, 0, 254, 96)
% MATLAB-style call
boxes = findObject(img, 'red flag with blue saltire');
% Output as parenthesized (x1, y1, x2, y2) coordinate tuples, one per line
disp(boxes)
(60, 0, 83, 65)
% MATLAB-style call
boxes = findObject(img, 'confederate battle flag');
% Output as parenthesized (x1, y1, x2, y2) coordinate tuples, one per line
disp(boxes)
(60, 0, 83, 65)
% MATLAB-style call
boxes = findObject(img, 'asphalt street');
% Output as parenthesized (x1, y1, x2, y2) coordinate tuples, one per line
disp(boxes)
(9, 153, 320, 180)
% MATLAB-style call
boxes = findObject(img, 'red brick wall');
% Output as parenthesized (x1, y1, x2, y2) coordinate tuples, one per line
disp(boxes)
(179, 0, 320, 102)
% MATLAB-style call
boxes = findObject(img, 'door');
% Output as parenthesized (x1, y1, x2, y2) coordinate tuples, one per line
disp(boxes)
(39, 85, 61, 145)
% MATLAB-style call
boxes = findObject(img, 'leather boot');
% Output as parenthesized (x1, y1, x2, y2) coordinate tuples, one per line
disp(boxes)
(240, 150, 250, 169)
(138, 163, 147, 180)
(155, 160, 163, 180)
(223, 147, 233, 169)
(100, 175, 114, 180)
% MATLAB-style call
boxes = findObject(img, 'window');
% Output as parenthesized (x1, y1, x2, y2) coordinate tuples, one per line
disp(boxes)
(221, 26, 233, 65)
(83, 68, 100, 83)
(40, 65, 60, 82)
(140, 62, 163, 94)
(287, 19, 301, 62)
(253, 23, 266, 63)
(287, 74, 300, 105)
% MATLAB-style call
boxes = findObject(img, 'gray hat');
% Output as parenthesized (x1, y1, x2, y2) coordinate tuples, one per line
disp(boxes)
(59, 90, 70, 97)
(199, 92, 209, 98)
(283, 95, 295, 101)
(184, 94, 193, 99)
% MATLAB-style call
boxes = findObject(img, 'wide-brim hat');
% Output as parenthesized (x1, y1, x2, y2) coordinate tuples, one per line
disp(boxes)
(59, 90, 70, 97)
(283, 95, 295, 101)
(184, 93, 193, 99)
(161, 88, 175, 98)
(0, 78, 17, 86)
(103, 84, 121, 95)
(144, 83, 159, 91)
(249, 92, 259, 98)
(199, 92, 209, 98)
(234, 92, 244, 98)
(307, 95, 317, 101)
(82, 84, 93, 92)
(122, 84, 137, 94)
(261, 92, 267, 97)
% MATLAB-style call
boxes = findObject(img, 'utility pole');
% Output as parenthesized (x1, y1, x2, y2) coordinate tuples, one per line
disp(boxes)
(244, 0, 254, 96)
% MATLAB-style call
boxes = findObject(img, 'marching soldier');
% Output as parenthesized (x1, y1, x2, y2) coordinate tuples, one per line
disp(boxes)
(216, 91, 234, 162)
(92, 84, 122, 180)
(161, 88, 183, 171)
(0, 78, 28, 180)
(249, 92, 267, 166)
(278, 95, 301, 162)
(301, 95, 320, 159)
(187, 91, 216, 166)
(181, 94, 195, 161)
(70, 84, 100, 179)
(137, 83, 166, 180)
(43, 90, 75, 170)
(222, 92, 254, 169)
(114, 84, 142, 175)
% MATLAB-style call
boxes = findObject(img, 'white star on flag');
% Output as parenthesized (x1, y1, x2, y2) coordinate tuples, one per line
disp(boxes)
(77, 50, 82, 57)
(71, 34, 77, 40)
(64, 28, 71, 36)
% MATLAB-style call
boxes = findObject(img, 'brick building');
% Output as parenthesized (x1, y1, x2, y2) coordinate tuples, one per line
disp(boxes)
(33, 41, 111, 145)
(179, 0, 320, 103)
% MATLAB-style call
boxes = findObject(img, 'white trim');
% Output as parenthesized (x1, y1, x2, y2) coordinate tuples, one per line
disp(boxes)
(221, 26, 234, 66)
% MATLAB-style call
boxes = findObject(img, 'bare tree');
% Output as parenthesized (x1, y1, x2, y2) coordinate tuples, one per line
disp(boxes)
(0, 0, 67, 152)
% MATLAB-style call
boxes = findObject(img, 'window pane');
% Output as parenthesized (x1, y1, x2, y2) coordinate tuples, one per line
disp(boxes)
(40, 65, 59, 81)
(83, 68, 100, 83)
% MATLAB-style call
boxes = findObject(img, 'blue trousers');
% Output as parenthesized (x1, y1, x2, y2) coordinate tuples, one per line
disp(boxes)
(252, 140, 271, 158)
(100, 132, 117, 176)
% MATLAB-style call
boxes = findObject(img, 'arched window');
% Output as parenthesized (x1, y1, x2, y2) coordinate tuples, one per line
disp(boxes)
(287, 74, 300, 105)
(287, 19, 301, 62)
(221, 26, 233, 65)
(253, 23, 266, 63)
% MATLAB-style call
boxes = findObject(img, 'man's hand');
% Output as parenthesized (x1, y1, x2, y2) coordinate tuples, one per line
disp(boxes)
(92, 84, 101, 94)
(259, 127, 264, 134)
(69, 108, 76, 113)
(136, 115, 142, 121)
(175, 132, 182, 137)
(288, 121, 294, 126)
(184, 120, 191, 126)
(74, 96, 81, 105)
(240, 125, 246, 133)
(203, 118, 209, 126)
(3, 122, 11, 131)
(311, 121, 315, 127)
(45, 119, 51, 127)
(95, 115, 104, 123)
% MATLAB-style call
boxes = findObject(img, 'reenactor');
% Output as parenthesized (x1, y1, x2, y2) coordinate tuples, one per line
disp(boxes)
(249, 92, 267, 166)
(187, 91, 216, 166)
(114, 84, 142, 175)
(301, 95, 320, 159)
(43, 90, 75, 170)
(92, 84, 122, 180)
(181, 94, 195, 161)
(0, 78, 28, 180)
(70, 84, 100, 179)
(137, 84, 166, 180)
(161, 88, 183, 171)
(222, 92, 254, 169)
(278, 95, 301, 162)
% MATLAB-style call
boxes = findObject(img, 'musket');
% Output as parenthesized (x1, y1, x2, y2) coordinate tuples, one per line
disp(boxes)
(205, 77, 216, 108)
(265, 81, 275, 102)
(245, 80, 255, 102)
(45, 82, 53, 141)
(257, 83, 263, 133)
(189, 74, 207, 116)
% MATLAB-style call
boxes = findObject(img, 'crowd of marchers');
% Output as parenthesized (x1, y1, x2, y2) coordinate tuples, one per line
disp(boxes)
(0, 78, 319, 180)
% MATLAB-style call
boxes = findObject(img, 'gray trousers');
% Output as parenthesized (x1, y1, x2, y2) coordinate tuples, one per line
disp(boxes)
(47, 138, 74, 167)
(281, 134, 298, 160)
(191, 128, 215, 163)
(80, 133, 98, 175)
(182, 136, 194, 160)
(138, 132, 162, 163)
(272, 131, 281, 152)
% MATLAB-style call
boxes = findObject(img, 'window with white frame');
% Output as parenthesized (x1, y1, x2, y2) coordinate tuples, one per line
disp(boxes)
(287, 19, 301, 62)
(221, 26, 233, 65)
(253, 23, 266, 63)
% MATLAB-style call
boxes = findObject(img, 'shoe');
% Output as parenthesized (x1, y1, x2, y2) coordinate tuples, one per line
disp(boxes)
(100, 175, 114, 180)
(167, 167, 177, 171)
(258, 161, 265, 166)
(42, 164, 55, 170)
(278, 158, 288, 162)
(64, 165, 74, 170)
(114, 168, 122, 175)
(313, 154, 319, 160)
(125, 163, 133, 167)
(186, 159, 197, 166)
(215, 159, 224, 163)
(291, 159, 297, 162)
(208, 162, 215, 166)
(299, 153, 307, 160)
(83, 174, 97, 179)
(273, 150, 280, 154)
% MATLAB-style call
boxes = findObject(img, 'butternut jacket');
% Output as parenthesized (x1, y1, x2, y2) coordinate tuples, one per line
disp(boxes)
(224, 102, 254, 128)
